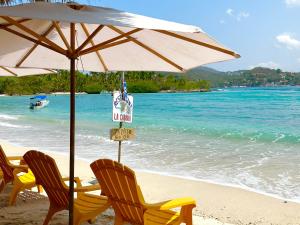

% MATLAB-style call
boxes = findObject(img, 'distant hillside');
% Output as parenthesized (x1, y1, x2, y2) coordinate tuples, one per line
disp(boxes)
(180, 67, 227, 87)
(173, 66, 300, 88)
(1, 67, 299, 95)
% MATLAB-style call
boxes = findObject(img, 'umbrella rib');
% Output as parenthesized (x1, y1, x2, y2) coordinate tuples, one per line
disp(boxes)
(0, 16, 67, 56)
(16, 23, 56, 67)
(99, 39, 132, 50)
(0, 66, 17, 76)
(0, 18, 31, 28)
(79, 39, 132, 56)
(78, 28, 142, 56)
(52, 21, 71, 53)
(107, 25, 184, 72)
(154, 30, 240, 58)
(76, 24, 105, 53)
(44, 69, 56, 73)
(1, 26, 66, 56)
(80, 23, 108, 72)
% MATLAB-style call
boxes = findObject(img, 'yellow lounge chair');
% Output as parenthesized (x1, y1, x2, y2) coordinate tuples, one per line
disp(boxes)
(90, 159, 196, 225)
(23, 150, 110, 225)
(0, 145, 40, 205)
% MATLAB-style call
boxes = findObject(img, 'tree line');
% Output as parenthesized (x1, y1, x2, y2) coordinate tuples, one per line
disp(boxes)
(0, 70, 211, 95)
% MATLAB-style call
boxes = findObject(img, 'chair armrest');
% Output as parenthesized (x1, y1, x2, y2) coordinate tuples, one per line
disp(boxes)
(11, 164, 28, 171)
(62, 177, 82, 186)
(62, 177, 100, 192)
(145, 197, 196, 210)
(7, 156, 23, 161)
(74, 184, 101, 192)
(62, 177, 80, 182)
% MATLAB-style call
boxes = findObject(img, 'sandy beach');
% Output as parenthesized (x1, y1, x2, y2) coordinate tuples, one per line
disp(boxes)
(0, 140, 299, 225)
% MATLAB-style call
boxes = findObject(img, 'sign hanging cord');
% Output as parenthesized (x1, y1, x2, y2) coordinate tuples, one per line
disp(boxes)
(75, 29, 85, 72)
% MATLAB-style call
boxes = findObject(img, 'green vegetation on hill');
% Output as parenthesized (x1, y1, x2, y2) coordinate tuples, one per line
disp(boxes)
(182, 67, 300, 88)
(0, 70, 210, 95)
(1, 67, 298, 95)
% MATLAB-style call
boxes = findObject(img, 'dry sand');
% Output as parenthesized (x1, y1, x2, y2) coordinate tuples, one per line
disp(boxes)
(0, 140, 299, 225)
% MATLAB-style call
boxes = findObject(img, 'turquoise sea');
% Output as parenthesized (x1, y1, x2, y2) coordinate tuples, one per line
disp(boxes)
(0, 87, 299, 202)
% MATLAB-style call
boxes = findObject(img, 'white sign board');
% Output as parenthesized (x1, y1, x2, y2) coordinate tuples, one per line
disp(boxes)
(112, 91, 133, 123)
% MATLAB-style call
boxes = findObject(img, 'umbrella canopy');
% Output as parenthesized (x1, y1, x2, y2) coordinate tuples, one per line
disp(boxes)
(0, 2, 240, 224)
(0, 66, 55, 76)
(0, 2, 239, 72)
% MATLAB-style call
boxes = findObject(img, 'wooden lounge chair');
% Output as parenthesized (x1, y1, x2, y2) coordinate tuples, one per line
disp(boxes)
(0, 145, 39, 205)
(90, 159, 196, 225)
(23, 150, 110, 225)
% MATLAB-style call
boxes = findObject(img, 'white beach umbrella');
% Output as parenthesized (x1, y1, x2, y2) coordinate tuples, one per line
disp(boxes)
(0, 2, 240, 224)
(0, 2, 239, 72)
(0, 66, 55, 76)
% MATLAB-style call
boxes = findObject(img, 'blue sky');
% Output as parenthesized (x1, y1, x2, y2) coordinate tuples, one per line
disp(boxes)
(80, 0, 300, 72)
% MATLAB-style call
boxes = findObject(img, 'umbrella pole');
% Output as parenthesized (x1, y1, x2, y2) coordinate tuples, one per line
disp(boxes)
(69, 22, 76, 225)
(118, 121, 123, 163)
(118, 72, 125, 163)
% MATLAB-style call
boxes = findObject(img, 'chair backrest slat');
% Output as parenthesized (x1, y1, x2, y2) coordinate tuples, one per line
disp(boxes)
(23, 150, 69, 208)
(0, 145, 14, 183)
(91, 159, 144, 225)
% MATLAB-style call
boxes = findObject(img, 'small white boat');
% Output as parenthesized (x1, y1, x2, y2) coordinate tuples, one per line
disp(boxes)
(29, 95, 49, 109)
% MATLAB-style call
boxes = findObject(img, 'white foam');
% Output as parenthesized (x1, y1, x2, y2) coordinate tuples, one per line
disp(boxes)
(272, 134, 285, 143)
(136, 169, 300, 204)
(0, 114, 19, 120)
(0, 121, 30, 128)
(2, 137, 300, 204)
(77, 134, 113, 143)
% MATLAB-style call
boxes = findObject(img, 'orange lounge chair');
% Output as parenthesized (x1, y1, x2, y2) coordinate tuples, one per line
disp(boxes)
(23, 150, 110, 225)
(0, 145, 40, 205)
(90, 159, 196, 225)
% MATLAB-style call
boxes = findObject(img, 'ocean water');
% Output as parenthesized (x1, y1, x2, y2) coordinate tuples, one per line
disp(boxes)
(0, 87, 299, 202)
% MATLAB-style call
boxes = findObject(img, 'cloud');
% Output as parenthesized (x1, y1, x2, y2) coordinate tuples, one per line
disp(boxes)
(297, 58, 300, 63)
(237, 12, 250, 21)
(276, 34, 300, 49)
(219, 20, 226, 24)
(249, 61, 280, 69)
(226, 8, 250, 21)
(226, 8, 234, 16)
(285, 0, 300, 7)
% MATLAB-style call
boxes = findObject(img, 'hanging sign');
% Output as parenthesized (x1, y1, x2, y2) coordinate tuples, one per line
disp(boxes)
(112, 91, 134, 123)
(110, 128, 136, 141)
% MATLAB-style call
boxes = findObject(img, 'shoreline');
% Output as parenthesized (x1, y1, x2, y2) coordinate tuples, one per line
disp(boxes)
(0, 86, 299, 97)
(138, 169, 300, 204)
(3, 139, 300, 204)
(47, 150, 300, 205)
(1, 140, 300, 225)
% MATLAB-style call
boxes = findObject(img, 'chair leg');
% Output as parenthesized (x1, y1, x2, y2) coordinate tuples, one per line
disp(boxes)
(8, 183, 23, 206)
(88, 217, 97, 224)
(0, 179, 5, 193)
(43, 205, 60, 225)
(37, 185, 43, 193)
(73, 210, 82, 225)
(114, 213, 123, 225)
(74, 217, 83, 225)
(181, 205, 195, 225)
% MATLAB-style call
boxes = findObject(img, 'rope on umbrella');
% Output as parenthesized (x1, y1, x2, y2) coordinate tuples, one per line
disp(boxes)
(75, 28, 85, 72)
